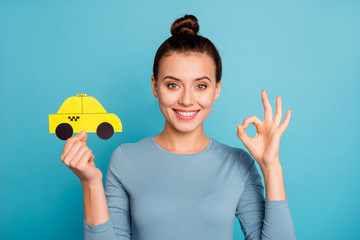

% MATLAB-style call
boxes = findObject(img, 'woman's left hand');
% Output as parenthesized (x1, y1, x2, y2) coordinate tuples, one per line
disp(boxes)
(236, 90, 291, 168)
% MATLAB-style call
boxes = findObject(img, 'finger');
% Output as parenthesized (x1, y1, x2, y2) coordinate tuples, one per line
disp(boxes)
(80, 131, 88, 143)
(70, 145, 92, 168)
(273, 96, 283, 126)
(63, 141, 84, 165)
(242, 115, 262, 129)
(237, 124, 251, 147)
(77, 152, 95, 170)
(262, 89, 273, 120)
(89, 153, 95, 163)
(76, 148, 95, 168)
(279, 109, 291, 134)
(61, 130, 86, 161)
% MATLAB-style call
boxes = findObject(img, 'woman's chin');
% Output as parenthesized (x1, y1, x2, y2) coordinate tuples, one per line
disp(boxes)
(172, 122, 202, 133)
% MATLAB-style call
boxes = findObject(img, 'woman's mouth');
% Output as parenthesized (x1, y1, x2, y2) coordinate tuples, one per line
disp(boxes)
(173, 109, 200, 120)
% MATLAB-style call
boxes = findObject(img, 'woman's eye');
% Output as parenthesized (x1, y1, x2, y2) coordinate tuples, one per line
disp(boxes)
(197, 84, 207, 90)
(167, 83, 178, 89)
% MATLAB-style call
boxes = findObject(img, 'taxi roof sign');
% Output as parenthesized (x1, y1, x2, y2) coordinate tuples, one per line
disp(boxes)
(77, 94, 87, 97)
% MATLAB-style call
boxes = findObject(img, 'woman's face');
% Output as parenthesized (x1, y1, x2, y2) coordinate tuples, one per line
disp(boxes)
(151, 51, 221, 133)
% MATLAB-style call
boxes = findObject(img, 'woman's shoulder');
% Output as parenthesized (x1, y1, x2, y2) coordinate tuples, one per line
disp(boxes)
(113, 136, 153, 152)
(211, 138, 254, 165)
(211, 138, 245, 155)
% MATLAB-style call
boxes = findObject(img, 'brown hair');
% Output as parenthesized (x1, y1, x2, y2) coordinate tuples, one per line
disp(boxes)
(153, 14, 222, 84)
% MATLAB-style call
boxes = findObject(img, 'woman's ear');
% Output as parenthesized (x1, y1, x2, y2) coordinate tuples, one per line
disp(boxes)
(151, 75, 158, 98)
(214, 80, 221, 100)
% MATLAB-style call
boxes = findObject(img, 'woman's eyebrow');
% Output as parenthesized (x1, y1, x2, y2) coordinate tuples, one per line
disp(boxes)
(162, 76, 212, 82)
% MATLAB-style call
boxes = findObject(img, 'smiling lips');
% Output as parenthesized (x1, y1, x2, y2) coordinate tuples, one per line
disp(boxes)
(173, 108, 200, 120)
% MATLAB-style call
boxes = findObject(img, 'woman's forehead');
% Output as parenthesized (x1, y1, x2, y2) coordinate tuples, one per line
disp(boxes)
(158, 52, 216, 79)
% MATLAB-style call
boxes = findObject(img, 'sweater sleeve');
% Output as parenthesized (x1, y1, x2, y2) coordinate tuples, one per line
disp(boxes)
(83, 145, 132, 240)
(235, 150, 296, 240)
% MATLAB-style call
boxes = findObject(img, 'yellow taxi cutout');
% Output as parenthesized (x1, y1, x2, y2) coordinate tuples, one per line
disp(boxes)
(49, 94, 122, 140)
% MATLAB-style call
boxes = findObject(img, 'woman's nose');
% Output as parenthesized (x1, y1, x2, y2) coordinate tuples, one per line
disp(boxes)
(178, 88, 193, 106)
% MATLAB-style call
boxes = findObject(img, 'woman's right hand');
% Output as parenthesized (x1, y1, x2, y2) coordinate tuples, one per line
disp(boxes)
(60, 130, 103, 184)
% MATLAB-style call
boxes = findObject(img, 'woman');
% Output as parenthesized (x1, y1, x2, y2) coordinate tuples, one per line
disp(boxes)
(60, 14, 296, 240)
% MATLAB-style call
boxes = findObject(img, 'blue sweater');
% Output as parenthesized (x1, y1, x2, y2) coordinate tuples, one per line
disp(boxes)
(83, 136, 296, 240)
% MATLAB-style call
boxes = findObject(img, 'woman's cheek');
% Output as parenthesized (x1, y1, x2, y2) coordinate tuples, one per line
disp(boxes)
(159, 90, 179, 106)
(198, 92, 214, 107)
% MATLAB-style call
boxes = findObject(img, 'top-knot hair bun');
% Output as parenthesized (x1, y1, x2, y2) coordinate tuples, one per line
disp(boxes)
(170, 14, 199, 36)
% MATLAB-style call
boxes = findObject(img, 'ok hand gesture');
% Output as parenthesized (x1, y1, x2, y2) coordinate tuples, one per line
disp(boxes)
(237, 90, 291, 168)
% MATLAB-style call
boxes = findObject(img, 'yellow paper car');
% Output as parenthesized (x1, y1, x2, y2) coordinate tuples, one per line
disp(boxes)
(49, 94, 122, 140)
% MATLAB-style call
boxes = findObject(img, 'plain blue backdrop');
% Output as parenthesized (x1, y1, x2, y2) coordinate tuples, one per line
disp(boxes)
(1, 0, 359, 239)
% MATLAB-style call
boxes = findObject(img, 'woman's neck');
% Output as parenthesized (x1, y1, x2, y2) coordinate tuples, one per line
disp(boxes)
(153, 121, 210, 154)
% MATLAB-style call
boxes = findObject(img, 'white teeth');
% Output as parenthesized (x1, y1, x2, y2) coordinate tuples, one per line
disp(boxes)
(175, 110, 198, 117)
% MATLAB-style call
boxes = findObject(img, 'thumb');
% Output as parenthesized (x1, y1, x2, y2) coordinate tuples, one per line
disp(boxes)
(79, 130, 88, 143)
(237, 124, 250, 147)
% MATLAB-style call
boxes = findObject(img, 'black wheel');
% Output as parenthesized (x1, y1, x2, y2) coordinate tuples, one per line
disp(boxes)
(96, 122, 114, 140)
(55, 123, 73, 140)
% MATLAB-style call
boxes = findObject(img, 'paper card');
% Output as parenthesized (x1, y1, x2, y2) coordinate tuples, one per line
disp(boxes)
(49, 94, 122, 140)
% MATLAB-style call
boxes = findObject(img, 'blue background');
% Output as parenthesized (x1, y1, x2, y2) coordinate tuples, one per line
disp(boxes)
(1, 0, 359, 239)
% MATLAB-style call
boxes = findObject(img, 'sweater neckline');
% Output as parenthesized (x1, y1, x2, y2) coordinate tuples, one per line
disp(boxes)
(150, 136, 213, 157)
